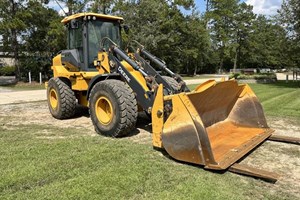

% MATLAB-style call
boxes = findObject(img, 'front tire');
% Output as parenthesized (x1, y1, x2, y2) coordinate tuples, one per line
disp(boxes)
(89, 80, 138, 137)
(47, 77, 76, 119)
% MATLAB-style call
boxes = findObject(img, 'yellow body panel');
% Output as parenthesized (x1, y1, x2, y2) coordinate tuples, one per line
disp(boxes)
(121, 61, 149, 92)
(53, 54, 62, 67)
(52, 52, 149, 92)
(151, 84, 164, 148)
(52, 64, 98, 90)
(96, 52, 110, 74)
(61, 13, 123, 24)
(77, 92, 88, 107)
(51, 51, 149, 107)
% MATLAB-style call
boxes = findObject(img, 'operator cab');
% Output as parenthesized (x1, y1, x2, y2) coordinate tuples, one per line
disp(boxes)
(61, 13, 124, 71)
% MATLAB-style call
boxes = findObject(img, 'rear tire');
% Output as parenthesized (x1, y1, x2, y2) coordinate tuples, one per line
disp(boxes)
(47, 77, 76, 119)
(89, 80, 138, 137)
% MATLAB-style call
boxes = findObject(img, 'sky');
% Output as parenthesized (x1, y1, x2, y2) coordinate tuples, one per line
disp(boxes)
(194, 0, 282, 15)
(47, 0, 283, 16)
(244, 0, 282, 15)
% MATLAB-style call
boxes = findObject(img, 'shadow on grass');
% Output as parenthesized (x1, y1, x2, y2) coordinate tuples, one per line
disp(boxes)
(136, 112, 152, 131)
(153, 146, 227, 175)
(126, 112, 152, 137)
(74, 105, 90, 118)
(70, 106, 151, 137)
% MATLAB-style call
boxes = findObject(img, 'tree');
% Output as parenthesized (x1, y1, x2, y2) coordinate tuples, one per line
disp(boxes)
(231, 2, 255, 71)
(278, 0, 300, 68)
(55, 0, 88, 15)
(0, 0, 65, 80)
(114, 0, 180, 71)
(243, 16, 288, 69)
(0, 0, 27, 78)
(206, 0, 239, 72)
(113, 0, 210, 74)
(5, 0, 294, 78)
(20, 1, 65, 80)
(279, 0, 300, 38)
(89, 0, 115, 14)
(0, 0, 56, 79)
(180, 12, 211, 75)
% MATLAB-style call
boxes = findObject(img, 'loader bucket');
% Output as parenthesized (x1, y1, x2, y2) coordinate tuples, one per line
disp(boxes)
(153, 80, 274, 170)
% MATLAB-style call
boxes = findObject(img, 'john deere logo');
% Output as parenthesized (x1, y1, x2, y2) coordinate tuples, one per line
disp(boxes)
(118, 66, 131, 82)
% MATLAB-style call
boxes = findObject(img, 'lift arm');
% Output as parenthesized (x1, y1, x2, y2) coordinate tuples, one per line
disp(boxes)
(109, 46, 155, 112)
(134, 43, 190, 93)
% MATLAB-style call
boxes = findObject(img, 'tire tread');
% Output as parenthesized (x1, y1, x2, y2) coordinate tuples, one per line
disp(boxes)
(47, 77, 76, 119)
(89, 80, 137, 137)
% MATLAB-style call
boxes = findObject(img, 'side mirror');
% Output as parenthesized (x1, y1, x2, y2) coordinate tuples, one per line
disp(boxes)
(123, 25, 129, 34)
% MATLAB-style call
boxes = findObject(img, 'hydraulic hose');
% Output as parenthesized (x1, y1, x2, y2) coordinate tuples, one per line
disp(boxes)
(111, 46, 148, 77)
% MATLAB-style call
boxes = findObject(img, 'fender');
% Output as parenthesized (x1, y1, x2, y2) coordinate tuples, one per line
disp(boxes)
(86, 73, 120, 100)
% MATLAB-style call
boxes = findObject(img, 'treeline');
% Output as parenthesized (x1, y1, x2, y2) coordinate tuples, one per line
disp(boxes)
(0, 0, 299, 80)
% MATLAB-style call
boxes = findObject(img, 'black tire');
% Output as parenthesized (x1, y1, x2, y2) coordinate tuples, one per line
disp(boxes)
(162, 76, 179, 91)
(89, 80, 138, 137)
(47, 77, 76, 119)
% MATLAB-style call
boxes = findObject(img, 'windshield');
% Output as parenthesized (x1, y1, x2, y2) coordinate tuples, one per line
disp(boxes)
(88, 20, 121, 68)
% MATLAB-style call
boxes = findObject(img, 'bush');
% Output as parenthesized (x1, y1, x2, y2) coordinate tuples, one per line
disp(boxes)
(229, 73, 241, 79)
(253, 73, 277, 80)
(229, 72, 276, 80)
(19, 56, 52, 82)
(0, 66, 16, 76)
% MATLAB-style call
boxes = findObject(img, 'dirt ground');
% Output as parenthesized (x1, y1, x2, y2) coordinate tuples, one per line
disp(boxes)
(0, 101, 299, 197)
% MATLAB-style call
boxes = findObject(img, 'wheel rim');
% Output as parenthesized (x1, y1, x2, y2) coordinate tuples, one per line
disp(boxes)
(49, 88, 58, 109)
(95, 96, 114, 125)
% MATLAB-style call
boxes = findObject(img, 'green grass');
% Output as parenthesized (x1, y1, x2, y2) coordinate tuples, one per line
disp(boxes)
(1, 83, 45, 91)
(0, 123, 296, 200)
(248, 82, 300, 119)
(0, 81, 299, 199)
(0, 81, 45, 91)
(188, 81, 300, 119)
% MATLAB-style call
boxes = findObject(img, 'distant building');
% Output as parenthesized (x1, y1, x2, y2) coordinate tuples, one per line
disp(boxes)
(0, 57, 15, 67)
(230, 68, 258, 74)
(0, 46, 16, 67)
(259, 68, 271, 73)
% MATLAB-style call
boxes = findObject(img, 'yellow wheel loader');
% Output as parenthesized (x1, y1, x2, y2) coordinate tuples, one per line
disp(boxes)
(47, 13, 274, 171)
